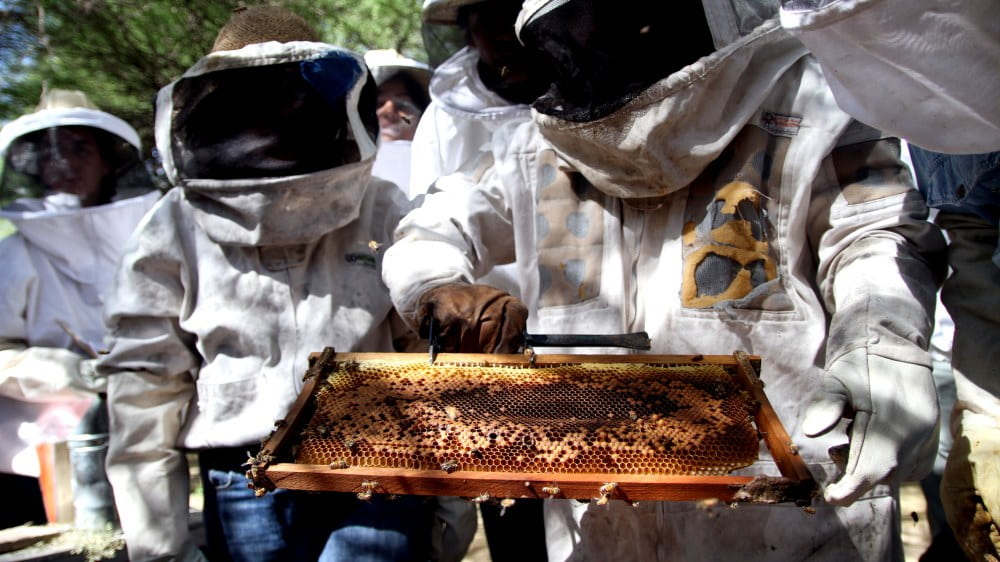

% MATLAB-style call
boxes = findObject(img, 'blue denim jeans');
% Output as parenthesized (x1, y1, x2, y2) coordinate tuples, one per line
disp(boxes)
(907, 146, 1000, 266)
(199, 453, 433, 562)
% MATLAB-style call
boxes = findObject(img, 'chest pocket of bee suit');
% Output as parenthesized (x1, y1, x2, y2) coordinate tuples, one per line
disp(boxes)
(535, 160, 606, 310)
(681, 153, 793, 312)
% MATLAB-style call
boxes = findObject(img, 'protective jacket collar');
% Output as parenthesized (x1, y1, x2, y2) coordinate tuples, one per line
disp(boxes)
(429, 47, 531, 125)
(0, 191, 159, 286)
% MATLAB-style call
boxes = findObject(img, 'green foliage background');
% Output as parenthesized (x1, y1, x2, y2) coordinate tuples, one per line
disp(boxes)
(0, 0, 448, 170)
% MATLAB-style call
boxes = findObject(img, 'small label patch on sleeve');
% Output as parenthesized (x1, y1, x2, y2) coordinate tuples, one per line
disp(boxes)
(345, 252, 377, 268)
(760, 111, 802, 138)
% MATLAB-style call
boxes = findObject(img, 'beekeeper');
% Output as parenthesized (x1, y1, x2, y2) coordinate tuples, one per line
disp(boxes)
(778, 1, 1000, 556)
(410, 2, 554, 559)
(382, 1, 948, 559)
(366, 48, 432, 198)
(95, 6, 431, 561)
(0, 89, 158, 527)
(410, 0, 551, 196)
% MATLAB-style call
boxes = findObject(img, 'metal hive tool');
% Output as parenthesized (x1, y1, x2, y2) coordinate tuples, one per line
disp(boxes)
(249, 349, 815, 506)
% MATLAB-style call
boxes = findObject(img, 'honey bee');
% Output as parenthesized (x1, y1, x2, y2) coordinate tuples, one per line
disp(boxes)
(469, 493, 490, 504)
(329, 459, 349, 470)
(541, 485, 560, 497)
(440, 459, 460, 473)
(499, 498, 516, 516)
(444, 405, 460, 420)
(357, 480, 378, 501)
(368, 240, 383, 252)
(595, 482, 618, 505)
(696, 497, 720, 510)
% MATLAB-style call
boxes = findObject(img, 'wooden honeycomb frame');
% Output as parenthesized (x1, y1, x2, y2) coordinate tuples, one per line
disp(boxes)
(250, 349, 815, 505)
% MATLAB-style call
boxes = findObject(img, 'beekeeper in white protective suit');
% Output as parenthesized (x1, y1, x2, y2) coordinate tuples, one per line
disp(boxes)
(95, 6, 432, 561)
(410, 0, 551, 196)
(0, 88, 158, 525)
(382, 0, 950, 559)
(779, 2, 1000, 557)
(366, 48, 432, 198)
(411, 2, 554, 560)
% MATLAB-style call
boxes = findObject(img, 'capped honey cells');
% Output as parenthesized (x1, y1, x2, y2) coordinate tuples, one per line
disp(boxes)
(292, 358, 761, 476)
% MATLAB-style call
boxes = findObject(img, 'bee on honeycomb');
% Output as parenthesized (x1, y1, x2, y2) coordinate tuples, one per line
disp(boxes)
(293, 358, 760, 479)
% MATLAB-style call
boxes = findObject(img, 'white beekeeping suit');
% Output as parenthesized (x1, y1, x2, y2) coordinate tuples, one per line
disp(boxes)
(97, 40, 416, 561)
(778, 0, 1000, 154)
(384, 0, 947, 559)
(0, 89, 158, 477)
(410, 0, 553, 197)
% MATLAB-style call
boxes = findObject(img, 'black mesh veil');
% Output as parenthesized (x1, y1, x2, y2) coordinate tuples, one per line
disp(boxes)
(519, 2, 716, 122)
(1, 125, 153, 209)
(168, 52, 379, 182)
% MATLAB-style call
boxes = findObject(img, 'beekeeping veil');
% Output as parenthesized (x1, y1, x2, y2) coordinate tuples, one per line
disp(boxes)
(0, 89, 152, 210)
(154, 5, 380, 246)
(516, 0, 809, 200)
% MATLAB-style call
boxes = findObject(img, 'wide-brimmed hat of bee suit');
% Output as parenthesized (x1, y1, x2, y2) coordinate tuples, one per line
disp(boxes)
(0, 88, 154, 207)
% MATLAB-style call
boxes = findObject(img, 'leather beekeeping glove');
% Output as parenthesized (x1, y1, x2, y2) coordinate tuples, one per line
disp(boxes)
(416, 283, 528, 354)
(803, 347, 939, 506)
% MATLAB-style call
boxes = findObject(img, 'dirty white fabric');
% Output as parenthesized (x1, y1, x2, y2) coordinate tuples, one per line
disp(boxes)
(779, 0, 1000, 154)
(97, 42, 413, 561)
(373, 139, 417, 199)
(532, 20, 806, 200)
(384, 14, 944, 562)
(409, 46, 532, 197)
(411, 46, 528, 298)
(0, 190, 158, 477)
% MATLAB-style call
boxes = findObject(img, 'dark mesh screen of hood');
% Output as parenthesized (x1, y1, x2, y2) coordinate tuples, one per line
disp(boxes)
(1, 126, 154, 208)
(521, 1, 716, 122)
(170, 60, 376, 181)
